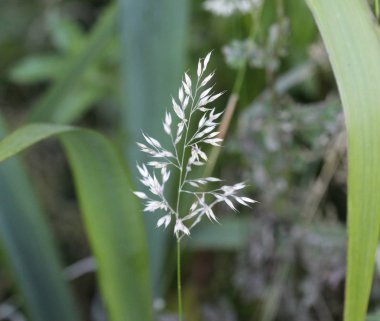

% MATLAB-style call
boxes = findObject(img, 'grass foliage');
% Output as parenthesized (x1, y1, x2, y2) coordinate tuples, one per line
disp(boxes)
(0, 0, 379, 320)
(305, 0, 380, 320)
(0, 124, 153, 321)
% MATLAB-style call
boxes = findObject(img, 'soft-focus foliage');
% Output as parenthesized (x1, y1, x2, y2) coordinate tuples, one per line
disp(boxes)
(0, 124, 153, 321)
(0, 0, 379, 321)
(305, 1, 380, 321)
(203, 0, 262, 16)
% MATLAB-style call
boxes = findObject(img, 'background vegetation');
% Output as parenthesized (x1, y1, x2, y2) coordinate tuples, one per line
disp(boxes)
(0, 0, 379, 320)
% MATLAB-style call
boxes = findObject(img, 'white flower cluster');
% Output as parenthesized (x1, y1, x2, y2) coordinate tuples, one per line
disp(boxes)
(203, 0, 262, 17)
(134, 52, 256, 239)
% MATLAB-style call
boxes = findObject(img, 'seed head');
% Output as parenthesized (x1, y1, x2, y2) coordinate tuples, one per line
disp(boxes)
(134, 52, 256, 239)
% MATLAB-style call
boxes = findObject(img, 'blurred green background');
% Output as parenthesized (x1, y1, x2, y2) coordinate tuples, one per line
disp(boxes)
(0, 0, 379, 321)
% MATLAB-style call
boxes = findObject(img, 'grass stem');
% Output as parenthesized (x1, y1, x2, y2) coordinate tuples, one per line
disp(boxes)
(177, 239, 183, 321)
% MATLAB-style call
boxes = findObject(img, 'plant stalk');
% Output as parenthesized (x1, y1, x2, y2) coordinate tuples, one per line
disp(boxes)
(177, 239, 183, 321)
(174, 71, 201, 321)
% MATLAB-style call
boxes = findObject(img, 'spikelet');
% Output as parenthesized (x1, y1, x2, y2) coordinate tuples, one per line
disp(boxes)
(134, 52, 256, 239)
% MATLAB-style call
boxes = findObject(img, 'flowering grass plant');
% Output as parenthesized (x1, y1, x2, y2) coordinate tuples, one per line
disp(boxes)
(134, 52, 255, 320)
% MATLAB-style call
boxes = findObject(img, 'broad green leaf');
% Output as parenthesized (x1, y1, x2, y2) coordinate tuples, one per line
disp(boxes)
(118, 0, 189, 297)
(0, 117, 81, 321)
(305, 1, 380, 320)
(0, 124, 153, 321)
(27, 4, 116, 123)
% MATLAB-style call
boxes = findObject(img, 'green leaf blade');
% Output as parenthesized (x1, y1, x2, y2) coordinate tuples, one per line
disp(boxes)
(61, 131, 153, 321)
(305, 1, 380, 320)
(0, 117, 81, 321)
(118, 0, 189, 297)
(0, 124, 153, 321)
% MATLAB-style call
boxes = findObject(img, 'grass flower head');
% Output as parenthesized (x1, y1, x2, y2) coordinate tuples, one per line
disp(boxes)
(134, 52, 256, 240)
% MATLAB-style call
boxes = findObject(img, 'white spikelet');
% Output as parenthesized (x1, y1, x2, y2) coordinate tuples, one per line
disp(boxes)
(133, 51, 256, 239)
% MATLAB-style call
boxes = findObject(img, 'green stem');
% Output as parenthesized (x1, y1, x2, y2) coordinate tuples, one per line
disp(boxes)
(175, 82, 199, 217)
(376, 0, 380, 20)
(177, 239, 183, 321)
(232, 62, 247, 94)
(174, 74, 201, 321)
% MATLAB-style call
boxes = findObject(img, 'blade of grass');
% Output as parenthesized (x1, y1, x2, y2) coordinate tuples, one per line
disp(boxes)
(305, 1, 380, 320)
(118, 0, 189, 297)
(0, 117, 81, 321)
(27, 4, 116, 123)
(0, 123, 153, 321)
